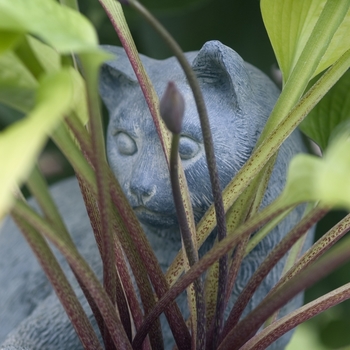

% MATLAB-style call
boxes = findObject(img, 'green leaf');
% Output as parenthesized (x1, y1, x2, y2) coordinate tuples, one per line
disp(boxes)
(25, 36, 61, 74)
(300, 70, 350, 151)
(0, 50, 38, 113)
(0, 69, 77, 222)
(261, 0, 350, 82)
(282, 133, 350, 209)
(0, 30, 22, 53)
(0, 0, 97, 54)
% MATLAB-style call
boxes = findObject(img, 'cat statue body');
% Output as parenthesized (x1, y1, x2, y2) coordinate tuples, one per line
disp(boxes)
(0, 41, 311, 349)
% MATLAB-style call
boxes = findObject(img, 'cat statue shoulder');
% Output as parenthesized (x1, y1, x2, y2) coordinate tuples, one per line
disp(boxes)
(0, 41, 312, 349)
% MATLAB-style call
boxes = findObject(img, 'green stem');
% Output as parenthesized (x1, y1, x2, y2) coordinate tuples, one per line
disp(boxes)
(258, 0, 350, 144)
(126, 1, 228, 338)
(240, 282, 350, 350)
(79, 57, 117, 331)
(218, 214, 350, 350)
(108, 172, 190, 350)
(13, 199, 132, 350)
(219, 205, 329, 344)
(26, 165, 71, 239)
(268, 212, 350, 300)
(133, 197, 291, 348)
(77, 175, 133, 343)
(52, 123, 96, 190)
(12, 213, 103, 350)
(65, 113, 165, 348)
(170, 134, 206, 350)
(26, 166, 114, 344)
(190, 48, 350, 271)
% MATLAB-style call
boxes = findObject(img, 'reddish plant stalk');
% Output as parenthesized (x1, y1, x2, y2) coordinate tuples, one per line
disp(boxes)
(132, 202, 288, 348)
(219, 205, 328, 343)
(218, 217, 350, 350)
(12, 214, 103, 350)
(240, 282, 350, 350)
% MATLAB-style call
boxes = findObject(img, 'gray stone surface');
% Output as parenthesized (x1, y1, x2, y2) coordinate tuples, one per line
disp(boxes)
(0, 41, 312, 349)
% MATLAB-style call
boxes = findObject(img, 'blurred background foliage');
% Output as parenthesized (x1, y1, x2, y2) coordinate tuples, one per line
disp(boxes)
(0, 0, 349, 348)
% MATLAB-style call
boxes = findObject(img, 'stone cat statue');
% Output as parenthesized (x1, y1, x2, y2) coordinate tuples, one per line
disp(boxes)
(0, 40, 312, 349)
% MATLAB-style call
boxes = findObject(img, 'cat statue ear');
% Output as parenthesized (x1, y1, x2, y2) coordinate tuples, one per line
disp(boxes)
(99, 46, 138, 113)
(192, 40, 253, 110)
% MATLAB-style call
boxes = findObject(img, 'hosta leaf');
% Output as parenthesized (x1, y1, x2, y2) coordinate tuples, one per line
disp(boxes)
(0, 31, 22, 54)
(261, 0, 350, 82)
(25, 36, 61, 74)
(300, 70, 350, 151)
(0, 69, 78, 222)
(0, 0, 97, 54)
(282, 133, 350, 209)
(0, 50, 37, 113)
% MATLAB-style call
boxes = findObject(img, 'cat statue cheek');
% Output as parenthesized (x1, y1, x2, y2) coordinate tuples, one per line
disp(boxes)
(0, 40, 312, 350)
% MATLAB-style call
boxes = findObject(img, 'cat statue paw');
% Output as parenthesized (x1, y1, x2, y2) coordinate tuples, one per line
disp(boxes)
(0, 40, 312, 349)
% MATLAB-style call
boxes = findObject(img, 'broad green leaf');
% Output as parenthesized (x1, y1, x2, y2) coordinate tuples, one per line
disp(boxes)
(261, 0, 350, 82)
(0, 0, 97, 54)
(0, 31, 22, 54)
(300, 70, 350, 151)
(26, 36, 61, 74)
(0, 69, 77, 222)
(0, 50, 37, 112)
(282, 133, 350, 209)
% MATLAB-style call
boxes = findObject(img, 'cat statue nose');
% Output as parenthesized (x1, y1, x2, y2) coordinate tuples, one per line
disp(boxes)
(130, 180, 156, 205)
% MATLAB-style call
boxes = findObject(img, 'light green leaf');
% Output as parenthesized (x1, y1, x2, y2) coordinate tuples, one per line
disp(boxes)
(0, 0, 97, 54)
(300, 70, 350, 151)
(0, 50, 37, 112)
(261, 0, 350, 82)
(0, 69, 77, 222)
(0, 31, 22, 54)
(26, 36, 61, 73)
(282, 133, 350, 209)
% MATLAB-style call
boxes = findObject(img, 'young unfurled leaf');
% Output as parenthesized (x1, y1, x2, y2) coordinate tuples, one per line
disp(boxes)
(261, 0, 350, 82)
(282, 133, 350, 209)
(300, 70, 350, 151)
(0, 69, 79, 222)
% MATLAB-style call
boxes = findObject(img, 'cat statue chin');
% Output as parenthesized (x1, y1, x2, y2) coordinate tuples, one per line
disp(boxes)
(0, 40, 312, 349)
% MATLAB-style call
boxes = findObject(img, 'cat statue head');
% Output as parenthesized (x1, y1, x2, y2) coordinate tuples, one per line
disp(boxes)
(100, 40, 281, 232)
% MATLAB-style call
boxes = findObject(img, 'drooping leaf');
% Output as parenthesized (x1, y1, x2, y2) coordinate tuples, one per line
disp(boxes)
(261, 0, 350, 82)
(0, 69, 78, 222)
(282, 132, 350, 209)
(300, 70, 350, 151)
(0, 0, 97, 54)
(0, 50, 37, 112)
